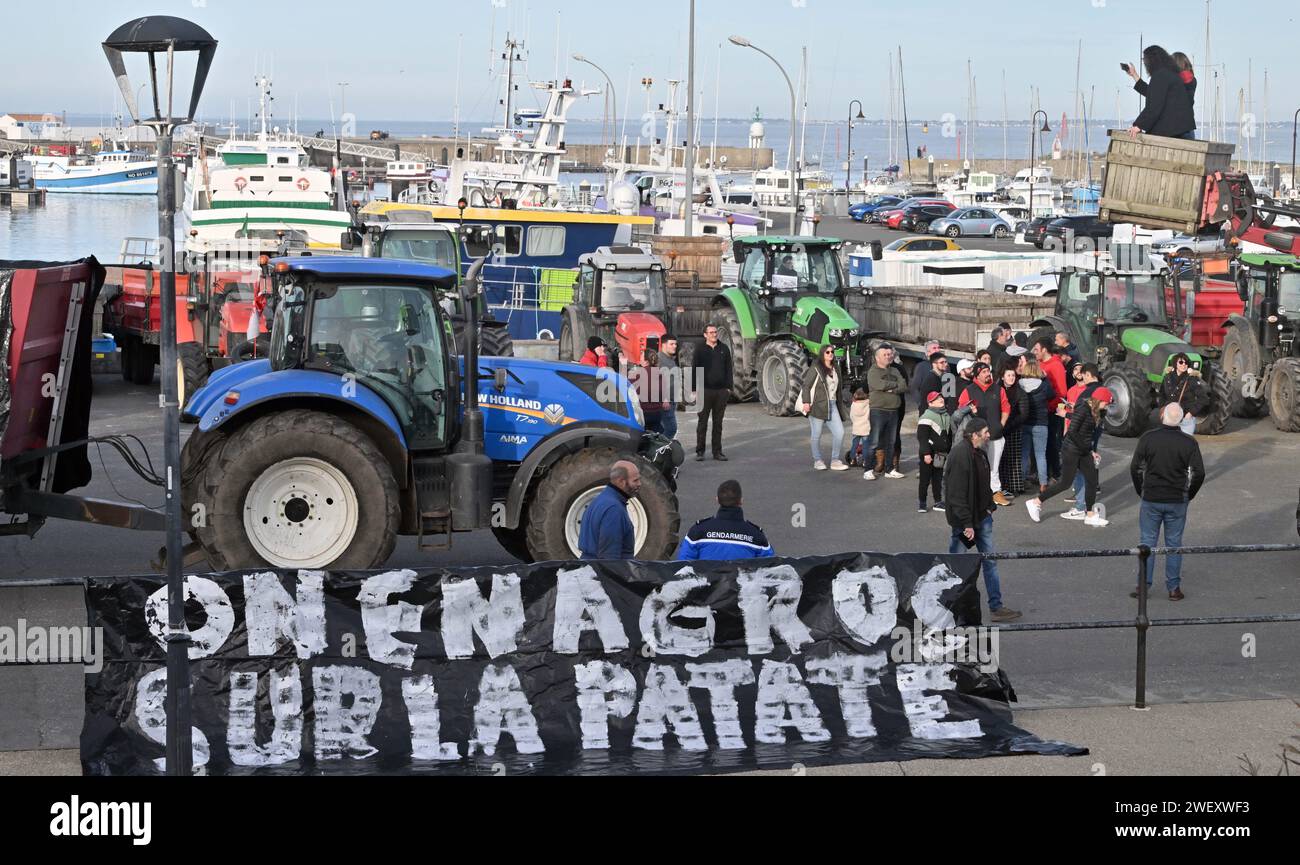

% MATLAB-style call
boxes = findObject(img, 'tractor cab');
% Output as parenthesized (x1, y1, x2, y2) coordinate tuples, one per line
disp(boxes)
(566, 246, 670, 366)
(1236, 254, 1300, 357)
(266, 257, 459, 450)
(735, 236, 847, 308)
(1053, 267, 1184, 361)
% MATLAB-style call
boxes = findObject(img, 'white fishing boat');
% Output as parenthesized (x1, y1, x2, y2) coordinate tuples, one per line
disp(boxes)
(1008, 164, 1065, 218)
(29, 148, 157, 195)
(185, 77, 351, 252)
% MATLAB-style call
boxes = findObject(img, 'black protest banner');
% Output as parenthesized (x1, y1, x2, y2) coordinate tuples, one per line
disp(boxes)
(82, 553, 1085, 775)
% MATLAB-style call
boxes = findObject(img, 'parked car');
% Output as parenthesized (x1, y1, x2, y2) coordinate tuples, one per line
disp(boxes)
(1022, 216, 1055, 248)
(870, 196, 951, 224)
(1149, 232, 1227, 260)
(1003, 269, 1061, 297)
(849, 195, 903, 221)
(898, 203, 958, 232)
(929, 207, 1016, 238)
(1042, 215, 1114, 251)
(884, 236, 963, 253)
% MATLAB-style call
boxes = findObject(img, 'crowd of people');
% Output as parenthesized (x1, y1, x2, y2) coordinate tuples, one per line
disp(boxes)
(576, 321, 1209, 618)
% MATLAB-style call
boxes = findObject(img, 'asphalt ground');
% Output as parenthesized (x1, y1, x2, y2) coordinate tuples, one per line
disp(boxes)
(1, 371, 1298, 756)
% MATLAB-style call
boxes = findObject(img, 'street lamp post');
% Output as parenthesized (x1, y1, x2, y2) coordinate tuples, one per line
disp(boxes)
(847, 100, 865, 193)
(103, 15, 217, 778)
(1029, 110, 1051, 220)
(573, 54, 618, 158)
(1291, 107, 1299, 200)
(730, 35, 798, 235)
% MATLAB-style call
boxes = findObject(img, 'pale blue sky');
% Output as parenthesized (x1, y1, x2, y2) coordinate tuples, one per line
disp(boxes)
(4, 0, 1297, 125)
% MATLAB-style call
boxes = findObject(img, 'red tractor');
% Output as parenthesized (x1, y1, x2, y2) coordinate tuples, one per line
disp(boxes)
(559, 246, 678, 368)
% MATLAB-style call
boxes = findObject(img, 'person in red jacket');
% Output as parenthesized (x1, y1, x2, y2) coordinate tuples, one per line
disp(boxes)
(580, 336, 608, 368)
(1032, 337, 1069, 482)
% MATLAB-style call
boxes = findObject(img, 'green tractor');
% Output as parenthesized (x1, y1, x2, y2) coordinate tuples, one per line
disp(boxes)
(711, 236, 867, 416)
(1031, 265, 1232, 437)
(1220, 253, 1300, 431)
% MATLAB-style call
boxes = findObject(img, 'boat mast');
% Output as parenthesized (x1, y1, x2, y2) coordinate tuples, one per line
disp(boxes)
(797, 45, 809, 176)
(898, 46, 912, 179)
(1002, 69, 1008, 172)
(685, 0, 696, 236)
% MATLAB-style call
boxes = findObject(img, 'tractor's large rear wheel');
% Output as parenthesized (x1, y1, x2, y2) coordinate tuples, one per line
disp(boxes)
(1220, 326, 1265, 417)
(559, 313, 589, 363)
(479, 322, 515, 357)
(1268, 358, 1300, 433)
(756, 339, 809, 417)
(713, 304, 755, 402)
(193, 410, 399, 571)
(525, 447, 680, 561)
(1101, 363, 1154, 438)
(178, 341, 211, 408)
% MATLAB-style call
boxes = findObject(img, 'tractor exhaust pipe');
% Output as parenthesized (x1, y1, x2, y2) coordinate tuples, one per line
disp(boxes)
(448, 257, 494, 531)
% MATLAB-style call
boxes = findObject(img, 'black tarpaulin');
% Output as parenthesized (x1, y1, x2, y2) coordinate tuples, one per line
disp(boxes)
(82, 554, 1087, 775)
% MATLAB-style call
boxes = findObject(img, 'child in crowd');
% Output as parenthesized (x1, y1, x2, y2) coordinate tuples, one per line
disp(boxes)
(848, 388, 871, 467)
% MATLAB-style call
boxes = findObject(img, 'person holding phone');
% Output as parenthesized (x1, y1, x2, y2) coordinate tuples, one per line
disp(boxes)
(1124, 46, 1196, 140)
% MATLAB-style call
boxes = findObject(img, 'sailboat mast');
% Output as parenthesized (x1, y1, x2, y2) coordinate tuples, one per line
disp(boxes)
(898, 46, 912, 178)
(797, 46, 809, 174)
(1002, 69, 1008, 172)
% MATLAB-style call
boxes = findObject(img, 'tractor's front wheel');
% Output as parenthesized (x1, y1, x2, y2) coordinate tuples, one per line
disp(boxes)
(525, 447, 680, 561)
(193, 410, 400, 571)
(1101, 363, 1154, 438)
(1268, 358, 1300, 433)
(756, 339, 809, 417)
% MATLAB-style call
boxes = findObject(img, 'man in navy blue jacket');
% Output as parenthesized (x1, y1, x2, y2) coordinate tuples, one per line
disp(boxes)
(676, 480, 775, 560)
(578, 461, 640, 560)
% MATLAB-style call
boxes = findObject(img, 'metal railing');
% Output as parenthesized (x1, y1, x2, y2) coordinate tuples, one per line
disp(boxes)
(984, 543, 1300, 709)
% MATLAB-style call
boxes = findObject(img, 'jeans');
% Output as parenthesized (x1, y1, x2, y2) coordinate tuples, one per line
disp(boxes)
(810, 411, 845, 463)
(1179, 416, 1196, 435)
(866, 408, 899, 469)
(660, 407, 678, 441)
(696, 388, 729, 455)
(1022, 424, 1049, 486)
(1073, 473, 1087, 511)
(1140, 501, 1188, 590)
(985, 437, 1006, 493)
(949, 515, 1003, 611)
(1177, 131, 1197, 140)
(849, 435, 869, 464)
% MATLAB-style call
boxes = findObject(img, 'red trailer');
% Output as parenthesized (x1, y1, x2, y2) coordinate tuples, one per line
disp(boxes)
(102, 253, 267, 396)
(1, 259, 163, 534)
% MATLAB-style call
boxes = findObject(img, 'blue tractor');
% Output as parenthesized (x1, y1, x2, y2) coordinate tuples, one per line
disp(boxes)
(181, 256, 683, 569)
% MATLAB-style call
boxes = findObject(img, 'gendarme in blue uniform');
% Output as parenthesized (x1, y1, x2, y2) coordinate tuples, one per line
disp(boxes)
(676, 506, 775, 561)
(578, 484, 635, 560)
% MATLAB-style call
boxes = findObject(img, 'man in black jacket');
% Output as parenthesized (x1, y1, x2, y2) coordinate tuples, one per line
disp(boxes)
(944, 418, 1022, 622)
(692, 322, 733, 461)
(909, 342, 944, 414)
(1129, 404, 1206, 600)
(1127, 45, 1196, 139)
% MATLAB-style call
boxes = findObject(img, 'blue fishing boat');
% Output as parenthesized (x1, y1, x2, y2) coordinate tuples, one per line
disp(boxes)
(30, 149, 157, 195)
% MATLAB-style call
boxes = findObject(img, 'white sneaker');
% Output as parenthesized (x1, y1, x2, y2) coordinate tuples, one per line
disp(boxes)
(1085, 513, 1110, 527)
(885, 470, 905, 479)
(814, 460, 828, 471)
(863, 470, 877, 480)
(1060, 508, 1088, 521)
(1025, 499, 1042, 523)
(830, 460, 849, 472)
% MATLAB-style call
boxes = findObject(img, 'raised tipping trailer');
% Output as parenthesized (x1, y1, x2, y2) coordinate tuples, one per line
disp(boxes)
(0, 259, 163, 536)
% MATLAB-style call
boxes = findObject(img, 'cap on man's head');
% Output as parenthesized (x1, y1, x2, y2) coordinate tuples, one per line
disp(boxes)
(972, 362, 991, 376)
(1006, 345, 1029, 358)
(956, 359, 975, 374)
(927, 391, 944, 404)
(1092, 387, 1114, 403)
(588, 336, 606, 351)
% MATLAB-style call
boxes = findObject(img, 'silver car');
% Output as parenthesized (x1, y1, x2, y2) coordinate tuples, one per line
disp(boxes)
(930, 207, 1016, 239)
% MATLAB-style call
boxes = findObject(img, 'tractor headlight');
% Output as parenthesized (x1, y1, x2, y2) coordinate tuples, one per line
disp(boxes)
(829, 328, 859, 341)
